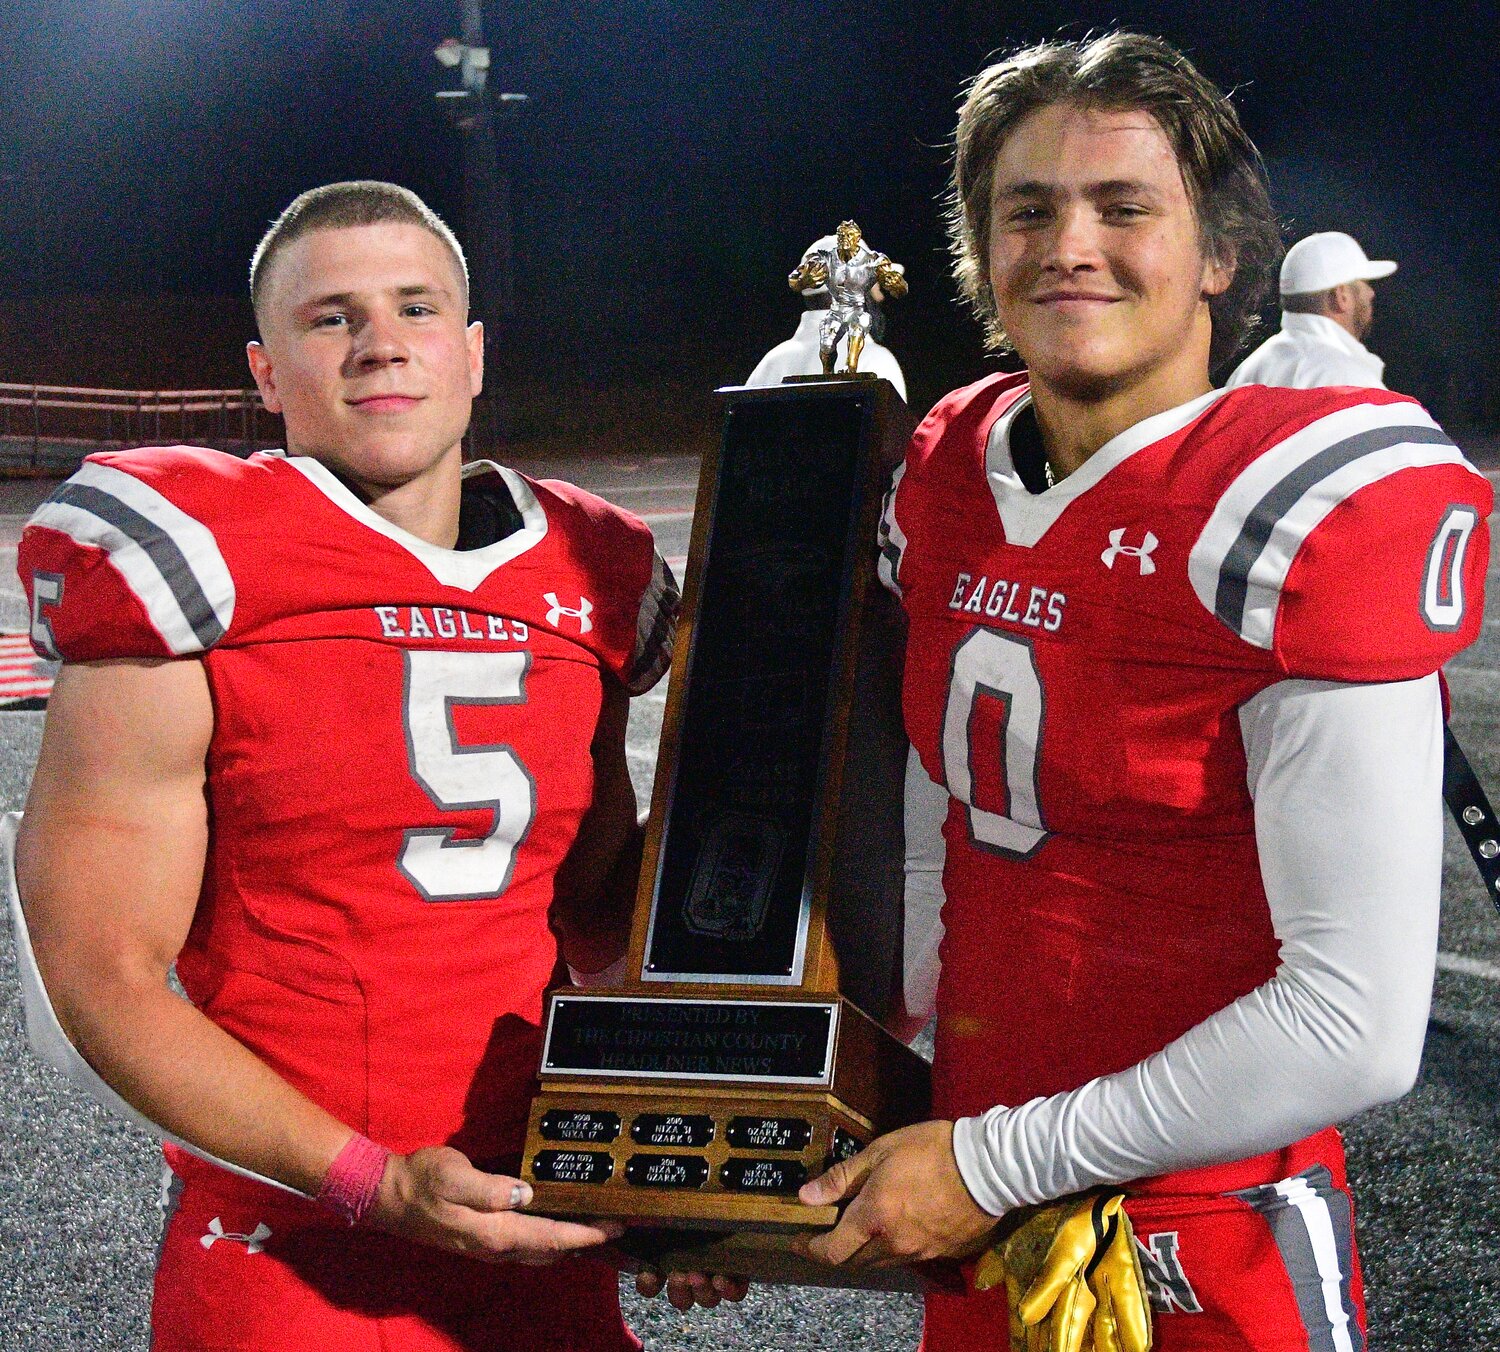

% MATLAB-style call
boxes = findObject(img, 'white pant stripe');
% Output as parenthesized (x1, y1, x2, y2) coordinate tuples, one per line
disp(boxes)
(1274, 1176, 1356, 1352)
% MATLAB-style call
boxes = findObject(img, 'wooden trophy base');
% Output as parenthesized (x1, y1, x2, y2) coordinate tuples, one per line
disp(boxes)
(521, 990, 947, 1291)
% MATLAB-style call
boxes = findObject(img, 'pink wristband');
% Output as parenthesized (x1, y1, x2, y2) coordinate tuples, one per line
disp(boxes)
(317, 1133, 391, 1227)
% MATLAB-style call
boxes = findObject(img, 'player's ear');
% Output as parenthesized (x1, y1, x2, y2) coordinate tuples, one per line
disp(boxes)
(246, 341, 283, 415)
(466, 321, 484, 397)
(1201, 243, 1235, 299)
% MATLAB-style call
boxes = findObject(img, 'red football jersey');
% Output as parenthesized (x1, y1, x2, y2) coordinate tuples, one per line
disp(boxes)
(19, 446, 677, 1191)
(881, 376, 1490, 1192)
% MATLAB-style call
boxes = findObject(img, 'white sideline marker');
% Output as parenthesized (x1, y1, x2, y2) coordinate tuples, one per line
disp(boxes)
(1436, 951, 1500, 982)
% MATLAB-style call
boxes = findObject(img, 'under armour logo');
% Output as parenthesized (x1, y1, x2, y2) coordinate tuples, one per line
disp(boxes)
(543, 593, 594, 633)
(1135, 1231, 1202, 1314)
(1101, 528, 1159, 575)
(200, 1217, 271, 1254)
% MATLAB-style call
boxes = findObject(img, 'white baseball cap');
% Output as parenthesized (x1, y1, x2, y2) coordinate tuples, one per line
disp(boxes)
(1280, 231, 1397, 296)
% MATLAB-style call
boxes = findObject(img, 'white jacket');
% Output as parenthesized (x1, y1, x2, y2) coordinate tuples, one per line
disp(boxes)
(1227, 311, 1386, 390)
(745, 310, 907, 400)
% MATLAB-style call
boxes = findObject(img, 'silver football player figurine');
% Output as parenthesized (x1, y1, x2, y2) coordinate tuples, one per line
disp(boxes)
(788, 220, 907, 377)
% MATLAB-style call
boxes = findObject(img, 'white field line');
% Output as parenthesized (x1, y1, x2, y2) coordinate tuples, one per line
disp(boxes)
(1436, 951, 1500, 982)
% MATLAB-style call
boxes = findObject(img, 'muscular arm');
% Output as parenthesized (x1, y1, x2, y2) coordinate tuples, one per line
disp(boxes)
(16, 657, 619, 1259)
(952, 674, 1441, 1214)
(17, 658, 354, 1195)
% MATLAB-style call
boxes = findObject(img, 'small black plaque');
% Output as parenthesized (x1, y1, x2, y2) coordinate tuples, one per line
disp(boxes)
(720, 1157, 809, 1194)
(625, 1154, 710, 1190)
(544, 996, 836, 1083)
(829, 1128, 864, 1165)
(726, 1116, 812, 1151)
(532, 1150, 614, 1185)
(539, 1110, 621, 1144)
(631, 1113, 715, 1148)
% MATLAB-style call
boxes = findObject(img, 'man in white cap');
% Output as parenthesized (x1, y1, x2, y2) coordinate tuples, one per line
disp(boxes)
(1227, 230, 1397, 389)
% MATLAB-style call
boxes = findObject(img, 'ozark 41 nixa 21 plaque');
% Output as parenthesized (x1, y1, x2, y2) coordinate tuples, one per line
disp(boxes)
(522, 378, 940, 1291)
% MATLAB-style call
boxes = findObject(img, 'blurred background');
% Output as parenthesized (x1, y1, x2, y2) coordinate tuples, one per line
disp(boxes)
(0, 0, 1495, 462)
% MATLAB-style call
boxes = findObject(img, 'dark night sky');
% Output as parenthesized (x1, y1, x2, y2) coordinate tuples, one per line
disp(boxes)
(0, 0, 1496, 424)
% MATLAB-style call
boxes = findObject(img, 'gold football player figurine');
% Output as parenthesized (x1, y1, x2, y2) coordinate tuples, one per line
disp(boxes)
(787, 220, 907, 376)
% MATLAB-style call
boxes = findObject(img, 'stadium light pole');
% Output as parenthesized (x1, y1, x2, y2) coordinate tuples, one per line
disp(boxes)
(434, 2, 529, 454)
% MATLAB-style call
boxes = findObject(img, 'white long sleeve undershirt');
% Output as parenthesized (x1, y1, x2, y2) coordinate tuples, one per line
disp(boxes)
(901, 675, 1444, 1216)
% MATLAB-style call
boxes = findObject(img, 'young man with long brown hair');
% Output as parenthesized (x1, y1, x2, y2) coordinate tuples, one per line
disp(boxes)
(801, 32, 1490, 1351)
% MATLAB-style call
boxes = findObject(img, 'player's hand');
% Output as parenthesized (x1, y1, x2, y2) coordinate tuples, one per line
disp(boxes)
(793, 1120, 996, 1269)
(368, 1145, 624, 1264)
(634, 1267, 751, 1311)
(972, 1191, 1152, 1352)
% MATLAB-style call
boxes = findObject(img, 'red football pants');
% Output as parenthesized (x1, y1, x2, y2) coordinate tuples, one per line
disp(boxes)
(150, 1169, 641, 1352)
(922, 1163, 1366, 1351)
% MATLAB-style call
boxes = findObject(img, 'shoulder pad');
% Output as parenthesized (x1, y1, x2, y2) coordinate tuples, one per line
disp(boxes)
(1188, 393, 1491, 678)
(531, 476, 680, 695)
(19, 447, 238, 661)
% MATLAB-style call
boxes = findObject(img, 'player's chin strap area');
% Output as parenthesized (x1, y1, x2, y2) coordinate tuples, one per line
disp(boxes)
(1, 812, 304, 1197)
(1443, 729, 1500, 917)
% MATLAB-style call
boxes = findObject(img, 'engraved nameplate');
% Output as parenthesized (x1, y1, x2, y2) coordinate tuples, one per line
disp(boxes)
(532, 1150, 614, 1185)
(539, 1110, 621, 1144)
(828, 1127, 865, 1169)
(625, 1155, 710, 1190)
(632, 1113, 715, 1148)
(720, 1157, 809, 1194)
(726, 1116, 813, 1151)
(543, 996, 838, 1085)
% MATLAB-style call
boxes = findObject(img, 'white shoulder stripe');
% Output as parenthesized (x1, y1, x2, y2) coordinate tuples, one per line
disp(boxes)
(876, 462, 908, 596)
(1188, 401, 1463, 649)
(29, 462, 235, 655)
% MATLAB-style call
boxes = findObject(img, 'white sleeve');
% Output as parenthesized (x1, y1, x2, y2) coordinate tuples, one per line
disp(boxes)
(951, 675, 1442, 1215)
(902, 745, 948, 1024)
(3, 812, 304, 1197)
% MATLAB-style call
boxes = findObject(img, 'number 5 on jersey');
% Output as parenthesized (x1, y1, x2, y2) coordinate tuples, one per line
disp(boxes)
(399, 649, 538, 901)
(941, 628, 1051, 858)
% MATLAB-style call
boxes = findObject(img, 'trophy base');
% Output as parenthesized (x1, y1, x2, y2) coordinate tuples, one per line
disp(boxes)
(521, 991, 937, 1289)
(780, 371, 880, 383)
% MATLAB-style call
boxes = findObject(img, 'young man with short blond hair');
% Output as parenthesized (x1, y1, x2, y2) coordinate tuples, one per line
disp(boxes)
(15, 180, 682, 1349)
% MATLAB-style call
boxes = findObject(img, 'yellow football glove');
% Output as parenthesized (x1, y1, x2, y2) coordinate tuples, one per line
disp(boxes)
(1085, 1196, 1152, 1352)
(973, 1191, 1152, 1352)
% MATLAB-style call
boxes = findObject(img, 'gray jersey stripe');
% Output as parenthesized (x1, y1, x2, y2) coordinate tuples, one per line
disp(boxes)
(1214, 425, 1454, 634)
(52, 482, 226, 649)
(626, 558, 680, 693)
(1232, 1165, 1363, 1352)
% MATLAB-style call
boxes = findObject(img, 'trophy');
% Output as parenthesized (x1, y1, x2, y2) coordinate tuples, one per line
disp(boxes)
(521, 238, 932, 1291)
(788, 219, 908, 380)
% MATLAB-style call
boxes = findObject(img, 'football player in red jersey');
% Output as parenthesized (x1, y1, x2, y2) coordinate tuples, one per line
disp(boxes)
(10, 181, 742, 1350)
(797, 33, 1492, 1350)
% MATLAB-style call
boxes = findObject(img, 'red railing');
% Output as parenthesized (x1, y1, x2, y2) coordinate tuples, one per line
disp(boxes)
(0, 384, 279, 473)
